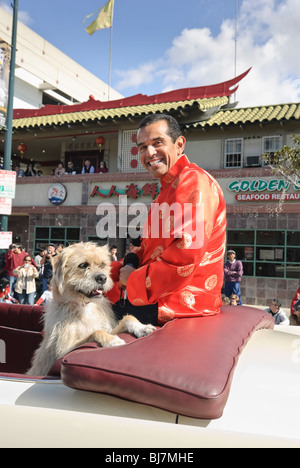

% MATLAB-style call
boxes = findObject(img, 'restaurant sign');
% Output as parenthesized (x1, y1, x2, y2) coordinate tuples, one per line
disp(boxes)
(90, 182, 160, 200)
(228, 178, 300, 202)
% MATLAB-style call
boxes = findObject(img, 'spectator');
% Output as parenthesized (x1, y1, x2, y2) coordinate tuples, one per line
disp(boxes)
(56, 244, 64, 255)
(65, 161, 79, 175)
(34, 248, 46, 271)
(229, 293, 239, 306)
(40, 243, 57, 291)
(291, 286, 300, 315)
(36, 170, 43, 177)
(81, 159, 95, 174)
(224, 250, 243, 305)
(0, 277, 18, 303)
(14, 165, 25, 177)
(96, 161, 108, 173)
(110, 245, 118, 261)
(222, 296, 230, 306)
(54, 162, 65, 177)
(13, 256, 39, 305)
(290, 304, 300, 326)
(35, 279, 53, 306)
(265, 299, 289, 326)
(0, 244, 34, 293)
(24, 163, 37, 177)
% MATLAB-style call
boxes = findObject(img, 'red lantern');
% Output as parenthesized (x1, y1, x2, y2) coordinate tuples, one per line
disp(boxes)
(96, 136, 105, 150)
(17, 143, 27, 158)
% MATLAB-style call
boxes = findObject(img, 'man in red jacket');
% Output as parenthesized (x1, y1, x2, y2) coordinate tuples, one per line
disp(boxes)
(112, 113, 227, 325)
(0, 244, 32, 293)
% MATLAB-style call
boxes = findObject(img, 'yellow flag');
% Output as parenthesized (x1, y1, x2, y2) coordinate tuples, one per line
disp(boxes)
(84, 0, 114, 35)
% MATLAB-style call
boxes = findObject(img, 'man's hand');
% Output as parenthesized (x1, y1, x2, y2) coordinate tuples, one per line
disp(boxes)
(119, 265, 136, 288)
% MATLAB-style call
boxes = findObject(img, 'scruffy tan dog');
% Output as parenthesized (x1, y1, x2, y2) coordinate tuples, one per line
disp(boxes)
(28, 242, 155, 376)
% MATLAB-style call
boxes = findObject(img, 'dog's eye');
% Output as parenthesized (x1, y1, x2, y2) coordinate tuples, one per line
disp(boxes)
(78, 262, 89, 269)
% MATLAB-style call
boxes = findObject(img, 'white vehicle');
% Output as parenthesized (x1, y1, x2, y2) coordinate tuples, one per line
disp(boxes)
(0, 302, 300, 448)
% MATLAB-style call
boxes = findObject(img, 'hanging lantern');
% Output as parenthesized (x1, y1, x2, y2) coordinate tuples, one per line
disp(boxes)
(17, 143, 27, 159)
(96, 136, 105, 151)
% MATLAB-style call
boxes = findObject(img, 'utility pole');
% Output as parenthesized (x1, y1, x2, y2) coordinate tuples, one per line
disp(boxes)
(0, 0, 19, 232)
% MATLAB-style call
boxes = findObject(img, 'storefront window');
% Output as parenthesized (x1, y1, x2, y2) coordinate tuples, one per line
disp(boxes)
(227, 229, 300, 279)
(34, 227, 80, 253)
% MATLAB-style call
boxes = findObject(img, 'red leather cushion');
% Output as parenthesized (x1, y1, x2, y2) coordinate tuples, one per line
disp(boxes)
(0, 303, 45, 374)
(0, 303, 44, 332)
(0, 326, 43, 374)
(61, 306, 274, 419)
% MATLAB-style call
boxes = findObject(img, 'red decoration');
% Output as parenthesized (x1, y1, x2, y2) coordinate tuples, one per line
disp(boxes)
(17, 143, 27, 158)
(131, 146, 138, 156)
(96, 136, 106, 150)
(130, 159, 138, 169)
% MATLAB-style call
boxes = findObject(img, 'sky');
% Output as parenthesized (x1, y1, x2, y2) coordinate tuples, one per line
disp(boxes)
(1, 0, 300, 108)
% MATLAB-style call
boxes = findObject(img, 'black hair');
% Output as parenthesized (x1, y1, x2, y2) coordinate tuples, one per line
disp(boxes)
(272, 298, 282, 308)
(138, 113, 182, 143)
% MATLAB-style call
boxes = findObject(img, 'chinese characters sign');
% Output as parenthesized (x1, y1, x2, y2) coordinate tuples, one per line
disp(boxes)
(90, 182, 160, 200)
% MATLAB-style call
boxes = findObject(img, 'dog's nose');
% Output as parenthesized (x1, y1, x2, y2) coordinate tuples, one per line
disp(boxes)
(95, 274, 107, 285)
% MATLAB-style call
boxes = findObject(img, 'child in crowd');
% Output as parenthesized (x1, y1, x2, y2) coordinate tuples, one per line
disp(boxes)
(265, 298, 289, 326)
(35, 279, 53, 306)
(222, 296, 230, 306)
(229, 293, 239, 306)
(0, 277, 18, 303)
(290, 304, 300, 326)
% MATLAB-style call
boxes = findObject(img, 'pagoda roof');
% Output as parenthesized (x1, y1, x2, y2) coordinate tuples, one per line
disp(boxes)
(11, 69, 251, 130)
(190, 102, 300, 129)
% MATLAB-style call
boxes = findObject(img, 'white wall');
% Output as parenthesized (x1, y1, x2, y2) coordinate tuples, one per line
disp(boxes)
(0, 6, 123, 108)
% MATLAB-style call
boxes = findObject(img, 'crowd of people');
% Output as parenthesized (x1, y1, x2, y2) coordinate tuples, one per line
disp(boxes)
(222, 248, 299, 326)
(0, 243, 57, 306)
(0, 242, 121, 307)
(14, 159, 108, 178)
(1, 110, 299, 327)
(0, 239, 297, 326)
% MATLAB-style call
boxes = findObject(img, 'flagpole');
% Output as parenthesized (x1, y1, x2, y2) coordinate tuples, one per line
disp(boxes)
(234, 0, 238, 101)
(108, 0, 115, 101)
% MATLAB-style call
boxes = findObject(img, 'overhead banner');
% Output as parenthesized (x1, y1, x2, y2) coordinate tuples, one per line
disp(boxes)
(0, 39, 10, 129)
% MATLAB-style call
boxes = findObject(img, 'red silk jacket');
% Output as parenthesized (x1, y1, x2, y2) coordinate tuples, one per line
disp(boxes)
(124, 155, 227, 324)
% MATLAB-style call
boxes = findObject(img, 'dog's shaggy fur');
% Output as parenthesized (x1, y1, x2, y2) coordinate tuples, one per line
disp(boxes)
(28, 242, 155, 376)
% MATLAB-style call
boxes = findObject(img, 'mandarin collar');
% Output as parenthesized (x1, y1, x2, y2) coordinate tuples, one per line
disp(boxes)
(160, 154, 189, 189)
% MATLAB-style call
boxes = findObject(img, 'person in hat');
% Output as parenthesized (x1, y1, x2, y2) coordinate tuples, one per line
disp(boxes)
(224, 250, 243, 305)
(40, 243, 57, 292)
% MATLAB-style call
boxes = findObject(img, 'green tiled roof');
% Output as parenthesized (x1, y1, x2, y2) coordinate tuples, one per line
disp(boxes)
(12, 96, 229, 130)
(11, 98, 300, 131)
(193, 102, 300, 128)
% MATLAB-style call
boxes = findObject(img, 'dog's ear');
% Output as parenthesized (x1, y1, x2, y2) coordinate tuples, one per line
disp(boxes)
(52, 253, 65, 295)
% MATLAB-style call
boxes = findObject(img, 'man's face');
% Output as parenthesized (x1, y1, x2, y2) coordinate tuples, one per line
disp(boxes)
(137, 120, 185, 179)
(269, 301, 279, 314)
(294, 308, 300, 318)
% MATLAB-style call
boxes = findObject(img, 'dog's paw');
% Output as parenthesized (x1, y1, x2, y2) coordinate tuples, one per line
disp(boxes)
(130, 322, 156, 338)
(106, 335, 126, 347)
